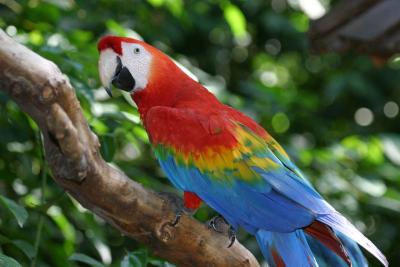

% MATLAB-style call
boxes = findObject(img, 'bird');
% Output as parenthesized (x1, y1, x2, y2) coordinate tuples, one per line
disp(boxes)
(97, 35, 388, 267)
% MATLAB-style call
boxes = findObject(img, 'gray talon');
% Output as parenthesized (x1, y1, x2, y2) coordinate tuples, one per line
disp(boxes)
(207, 215, 226, 233)
(169, 211, 182, 227)
(207, 215, 236, 247)
(227, 226, 236, 248)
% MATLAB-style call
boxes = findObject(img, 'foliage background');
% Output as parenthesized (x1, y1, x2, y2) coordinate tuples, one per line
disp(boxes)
(0, 0, 399, 266)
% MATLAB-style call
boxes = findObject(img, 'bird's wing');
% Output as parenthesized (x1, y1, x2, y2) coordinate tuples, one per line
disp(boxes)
(262, 131, 311, 183)
(145, 106, 387, 266)
(145, 106, 333, 232)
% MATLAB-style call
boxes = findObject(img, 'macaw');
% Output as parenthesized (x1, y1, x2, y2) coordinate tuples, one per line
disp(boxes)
(97, 36, 388, 267)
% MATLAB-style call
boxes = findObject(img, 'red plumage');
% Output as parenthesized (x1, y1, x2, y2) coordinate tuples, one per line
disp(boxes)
(184, 192, 202, 210)
(98, 35, 268, 150)
(132, 56, 268, 152)
(304, 221, 351, 266)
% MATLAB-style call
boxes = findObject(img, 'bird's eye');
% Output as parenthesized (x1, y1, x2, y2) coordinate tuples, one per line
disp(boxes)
(134, 47, 140, 54)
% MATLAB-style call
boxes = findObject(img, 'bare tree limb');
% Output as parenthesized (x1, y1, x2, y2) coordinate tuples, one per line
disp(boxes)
(0, 29, 260, 267)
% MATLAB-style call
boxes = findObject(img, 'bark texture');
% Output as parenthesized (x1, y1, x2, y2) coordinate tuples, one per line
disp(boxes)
(0, 29, 260, 267)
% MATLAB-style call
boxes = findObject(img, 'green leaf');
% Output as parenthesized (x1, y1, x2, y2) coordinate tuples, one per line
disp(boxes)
(0, 195, 28, 227)
(11, 240, 35, 259)
(69, 253, 106, 267)
(121, 250, 148, 267)
(147, 0, 164, 7)
(106, 20, 128, 36)
(48, 206, 76, 255)
(100, 135, 116, 162)
(222, 3, 247, 38)
(0, 234, 10, 244)
(148, 258, 176, 267)
(0, 254, 22, 267)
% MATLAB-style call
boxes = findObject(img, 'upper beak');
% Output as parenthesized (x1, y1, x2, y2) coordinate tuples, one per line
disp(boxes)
(105, 57, 136, 97)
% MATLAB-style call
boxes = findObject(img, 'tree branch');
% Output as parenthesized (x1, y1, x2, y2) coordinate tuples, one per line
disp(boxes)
(0, 29, 260, 267)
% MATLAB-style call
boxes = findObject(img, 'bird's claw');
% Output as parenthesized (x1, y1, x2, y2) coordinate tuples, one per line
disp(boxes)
(158, 192, 199, 228)
(227, 226, 236, 248)
(207, 215, 236, 247)
(158, 192, 186, 227)
(169, 210, 182, 227)
(207, 215, 226, 233)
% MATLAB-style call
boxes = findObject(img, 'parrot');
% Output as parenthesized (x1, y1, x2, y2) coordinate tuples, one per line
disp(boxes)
(97, 35, 388, 267)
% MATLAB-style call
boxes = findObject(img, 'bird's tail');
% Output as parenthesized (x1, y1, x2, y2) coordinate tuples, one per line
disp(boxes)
(306, 228, 368, 267)
(255, 218, 383, 267)
(318, 212, 388, 266)
(255, 229, 318, 267)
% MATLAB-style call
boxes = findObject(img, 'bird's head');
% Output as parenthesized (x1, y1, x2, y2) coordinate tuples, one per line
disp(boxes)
(97, 35, 160, 97)
(97, 35, 211, 115)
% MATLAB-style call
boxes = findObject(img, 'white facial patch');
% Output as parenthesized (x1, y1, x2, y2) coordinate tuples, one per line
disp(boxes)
(98, 49, 118, 88)
(120, 42, 152, 91)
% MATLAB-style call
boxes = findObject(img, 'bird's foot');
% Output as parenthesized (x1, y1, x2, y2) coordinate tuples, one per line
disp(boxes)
(207, 215, 228, 233)
(207, 215, 236, 248)
(158, 192, 196, 227)
(169, 210, 182, 227)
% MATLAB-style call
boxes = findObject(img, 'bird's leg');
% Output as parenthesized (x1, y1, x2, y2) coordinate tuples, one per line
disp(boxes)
(207, 214, 237, 247)
(157, 192, 197, 227)
(169, 206, 197, 227)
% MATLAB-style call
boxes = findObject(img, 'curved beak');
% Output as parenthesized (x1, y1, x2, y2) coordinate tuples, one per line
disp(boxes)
(105, 57, 136, 97)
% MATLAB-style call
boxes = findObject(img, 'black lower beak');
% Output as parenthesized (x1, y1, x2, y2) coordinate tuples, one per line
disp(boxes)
(111, 56, 136, 93)
(105, 87, 113, 97)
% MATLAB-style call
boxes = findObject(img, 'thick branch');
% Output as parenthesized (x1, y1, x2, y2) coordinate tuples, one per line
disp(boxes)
(0, 29, 260, 267)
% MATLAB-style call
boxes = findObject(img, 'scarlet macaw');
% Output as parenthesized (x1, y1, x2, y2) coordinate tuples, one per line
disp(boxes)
(97, 36, 387, 267)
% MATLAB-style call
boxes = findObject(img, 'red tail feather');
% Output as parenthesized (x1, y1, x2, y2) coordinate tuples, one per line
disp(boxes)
(305, 221, 352, 267)
(271, 248, 286, 267)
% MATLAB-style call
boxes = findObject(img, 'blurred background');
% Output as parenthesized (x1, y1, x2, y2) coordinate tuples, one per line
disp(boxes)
(0, 0, 399, 266)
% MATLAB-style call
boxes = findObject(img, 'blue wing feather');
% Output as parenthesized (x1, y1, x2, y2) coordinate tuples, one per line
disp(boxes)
(159, 154, 315, 233)
(253, 167, 334, 215)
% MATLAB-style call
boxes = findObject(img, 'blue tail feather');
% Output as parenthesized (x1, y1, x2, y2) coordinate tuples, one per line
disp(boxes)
(338, 232, 368, 267)
(256, 229, 318, 267)
(256, 227, 371, 267)
(318, 212, 388, 267)
(306, 231, 368, 267)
